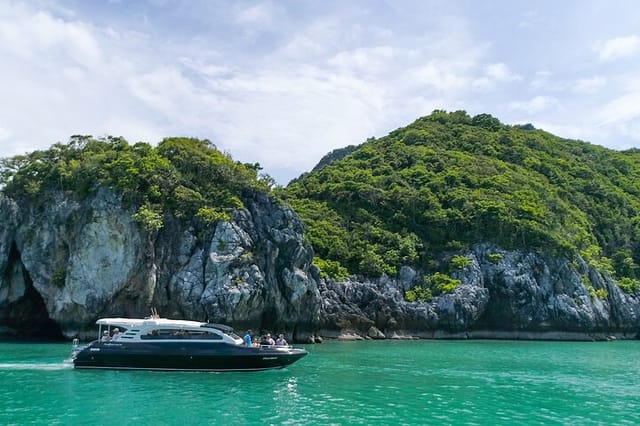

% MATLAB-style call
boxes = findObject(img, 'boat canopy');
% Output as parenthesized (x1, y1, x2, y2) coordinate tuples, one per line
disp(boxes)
(95, 317, 208, 329)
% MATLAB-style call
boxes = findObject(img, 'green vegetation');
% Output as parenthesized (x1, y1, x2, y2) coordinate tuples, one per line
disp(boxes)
(280, 110, 640, 290)
(0, 136, 274, 231)
(450, 255, 471, 270)
(587, 285, 608, 300)
(405, 272, 461, 302)
(132, 203, 164, 232)
(51, 268, 66, 288)
(405, 286, 433, 302)
(313, 257, 350, 280)
(617, 277, 640, 294)
(427, 272, 461, 294)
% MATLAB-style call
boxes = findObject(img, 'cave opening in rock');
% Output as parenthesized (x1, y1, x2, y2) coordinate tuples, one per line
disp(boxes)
(2, 242, 64, 340)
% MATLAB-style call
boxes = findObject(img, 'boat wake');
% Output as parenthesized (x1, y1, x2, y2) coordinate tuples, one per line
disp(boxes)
(0, 362, 73, 371)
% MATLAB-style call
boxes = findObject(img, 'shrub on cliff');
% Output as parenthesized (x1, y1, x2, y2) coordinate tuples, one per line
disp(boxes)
(404, 272, 460, 303)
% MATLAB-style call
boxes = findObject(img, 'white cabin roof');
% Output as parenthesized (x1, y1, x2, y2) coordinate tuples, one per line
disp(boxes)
(95, 317, 206, 329)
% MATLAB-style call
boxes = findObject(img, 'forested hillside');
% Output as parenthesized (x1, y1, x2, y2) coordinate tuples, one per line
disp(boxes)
(0, 136, 273, 232)
(281, 110, 640, 294)
(3, 113, 640, 302)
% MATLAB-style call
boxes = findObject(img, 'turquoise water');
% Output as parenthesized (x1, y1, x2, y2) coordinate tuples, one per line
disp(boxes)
(0, 340, 639, 425)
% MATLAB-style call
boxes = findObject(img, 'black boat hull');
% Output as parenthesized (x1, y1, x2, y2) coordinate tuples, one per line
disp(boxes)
(73, 341, 307, 371)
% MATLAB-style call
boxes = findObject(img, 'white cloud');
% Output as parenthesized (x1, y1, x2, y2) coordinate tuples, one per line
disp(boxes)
(0, 124, 11, 142)
(409, 59, 470, 91)
(0, 1, 486, 183)
(232, 0, 285, 41)
(485, 62, 520, 82)
(0, 7, 101, 67)
(572, 76, 606, 94)
(608, 120, 640, 146)
(0, 3, 161, 154)
(278, 18, 344, 59)
(597, 91, 640, 126)
(517, 10, 543, 29)
(529, 73, 605, 96)
(3, 1, 640, 184)
(128, 66, 199, 116)
(508, 96, 559, 113)
(473, 62, 521, 91)
(235, 1, 278, 27)
(595, 35, 640, 61)
(202, 67, 387, 172)
(535, 120, 606, 144)
(530, 70, 553, 90)
(328, 46, 395, 74)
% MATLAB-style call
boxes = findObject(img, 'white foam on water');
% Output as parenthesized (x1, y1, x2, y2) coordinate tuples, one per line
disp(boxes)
(0, 362, 73, 371)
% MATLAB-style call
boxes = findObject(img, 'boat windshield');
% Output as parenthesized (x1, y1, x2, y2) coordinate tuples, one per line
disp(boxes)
(226, 331, 241, 340)
(202, 323, 240, 340)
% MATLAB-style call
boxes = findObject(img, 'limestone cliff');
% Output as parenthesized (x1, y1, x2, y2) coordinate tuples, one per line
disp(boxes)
(2, 189, 640, 341)
(318, 244, 640, 340)
(0, 188, 320, 340)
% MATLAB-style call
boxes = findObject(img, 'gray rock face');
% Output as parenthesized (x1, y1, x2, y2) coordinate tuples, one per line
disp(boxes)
(318, 271, 490, 338)
(462, 244, 640, 335)
(1, 189, 639, 341)
(0, 189, 320, 340)
(319, 244, 640, 340)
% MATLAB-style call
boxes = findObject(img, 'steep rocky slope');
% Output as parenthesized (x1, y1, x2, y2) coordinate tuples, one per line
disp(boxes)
(0, 189, 320, 340)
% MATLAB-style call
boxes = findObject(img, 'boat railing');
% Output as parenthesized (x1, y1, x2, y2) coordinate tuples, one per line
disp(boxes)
(260, 344, 296, 350)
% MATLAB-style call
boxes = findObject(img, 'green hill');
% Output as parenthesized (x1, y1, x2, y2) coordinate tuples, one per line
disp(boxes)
(3, 114, 640, 297)
(0, 136, 272, 232)
(280, 110, 640, 292)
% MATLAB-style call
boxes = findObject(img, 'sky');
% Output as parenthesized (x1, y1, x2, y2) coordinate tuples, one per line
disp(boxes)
(1, 1, 640, 184)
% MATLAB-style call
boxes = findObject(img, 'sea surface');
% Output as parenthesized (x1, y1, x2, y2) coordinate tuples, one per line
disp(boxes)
(0, 339, 639, 425)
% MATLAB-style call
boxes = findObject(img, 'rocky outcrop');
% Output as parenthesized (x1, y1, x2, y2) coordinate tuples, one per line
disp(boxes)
(318, 272, 490, 339)
(0, 189, 320, 340)
(1, 189, 639, 341)
(319, 244, 640, 340)
(156, 191, 321, 341)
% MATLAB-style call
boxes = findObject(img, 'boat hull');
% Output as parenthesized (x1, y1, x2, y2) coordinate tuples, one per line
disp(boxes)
(73, 341, 307, 372)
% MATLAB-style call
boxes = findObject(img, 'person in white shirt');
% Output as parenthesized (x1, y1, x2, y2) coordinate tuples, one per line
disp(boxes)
(111, 328, 121, 341)
(275, 334, 288, 346)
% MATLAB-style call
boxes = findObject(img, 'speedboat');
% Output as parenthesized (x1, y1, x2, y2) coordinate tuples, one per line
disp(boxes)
(71, 317, 307, 372)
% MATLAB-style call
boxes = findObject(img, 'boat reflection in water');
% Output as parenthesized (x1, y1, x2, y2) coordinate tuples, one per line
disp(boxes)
(71, 317, 307, 372)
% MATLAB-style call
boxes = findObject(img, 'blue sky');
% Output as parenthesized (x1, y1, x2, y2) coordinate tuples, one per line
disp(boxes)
(1, 1, 640, 184)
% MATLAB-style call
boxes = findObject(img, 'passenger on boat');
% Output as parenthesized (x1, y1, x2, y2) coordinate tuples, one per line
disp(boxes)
(275, 334, 288, 346)
(101, 330, 110, 342)
(261, 333, 275, 346)
(111, 328, 121, 340)
(244, 330, 252, 347)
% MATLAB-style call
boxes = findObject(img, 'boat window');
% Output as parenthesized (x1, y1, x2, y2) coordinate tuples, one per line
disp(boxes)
(140, 329, 223, 340)
(201, 324, 240, 340)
